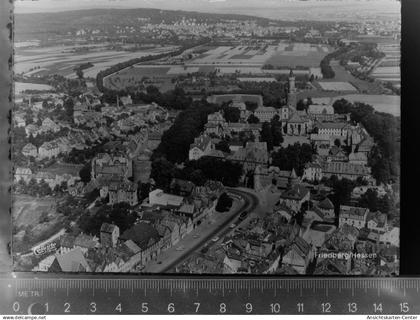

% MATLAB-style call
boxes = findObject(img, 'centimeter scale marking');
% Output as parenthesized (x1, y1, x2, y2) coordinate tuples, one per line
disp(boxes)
(1, 275, 419, 315)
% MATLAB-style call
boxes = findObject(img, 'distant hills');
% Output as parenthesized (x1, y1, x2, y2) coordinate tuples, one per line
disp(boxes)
(15, 0, 401, 20)
(14, 7, 276, 41)
(15, 7, 271, 35)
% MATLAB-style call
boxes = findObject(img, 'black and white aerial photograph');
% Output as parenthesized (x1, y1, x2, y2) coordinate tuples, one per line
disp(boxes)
(10, 0, 400, 275)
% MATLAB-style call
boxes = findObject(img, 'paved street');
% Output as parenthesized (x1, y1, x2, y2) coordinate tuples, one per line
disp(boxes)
(181, 187, 269, 261)
(143, 188, 258, 273)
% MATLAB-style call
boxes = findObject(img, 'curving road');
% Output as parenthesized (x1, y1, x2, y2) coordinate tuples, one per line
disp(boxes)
(163, 188, 259, 273)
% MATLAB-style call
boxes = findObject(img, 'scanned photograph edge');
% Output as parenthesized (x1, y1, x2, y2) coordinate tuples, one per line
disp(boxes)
(10, 0, 400, 275)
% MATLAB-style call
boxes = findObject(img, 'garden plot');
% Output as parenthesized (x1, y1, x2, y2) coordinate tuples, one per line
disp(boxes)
(318, 81, 358, 92)
(15, 45, 178, 78)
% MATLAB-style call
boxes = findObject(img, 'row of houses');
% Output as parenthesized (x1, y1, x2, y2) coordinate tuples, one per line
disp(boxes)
(216, 198, 398, 275)
(34, 184, 221, 273)
(24, 117, 61, 137)
(303, 160, 371, 181)
(14, 164, 82, 189)
(21, 127, 108, 159)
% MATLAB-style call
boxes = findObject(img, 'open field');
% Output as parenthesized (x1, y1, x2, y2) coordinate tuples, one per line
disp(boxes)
(12, 195, 70, 254)
(265, 43, 330, 68)
(371, 43, 400, 88)
(323, 60, 384, 94)
(318, 81, 357, 92)
(190, 43, 331, 68)
(104, 43, 329, 90)
(12, 195, 57, 227)
(337, 94, 400, 116)
(207, 94, 263, 107)
(311, 94, 400, 117)
(15, 81, 55, 93)
(14, 44, 179, 79)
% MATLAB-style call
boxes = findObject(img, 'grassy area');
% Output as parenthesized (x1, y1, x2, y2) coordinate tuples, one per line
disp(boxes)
(322, 61, 384, 94)
(12, 195, 57, 227)
(265, 52, 329, 68)
(264, 44, 331, 68)
(12, 195, 70, 253)
(15, 45, 178, 78)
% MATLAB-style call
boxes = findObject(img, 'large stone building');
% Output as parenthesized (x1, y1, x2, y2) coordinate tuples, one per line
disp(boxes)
(106, 180, 138, 206)
(253, 106, 280, 122)
(307, 104, 335, 121)
(303, 160, 370, 181)
(286, 112, 311, 136)
(338, 205, 369, 229)
(38, 141, 60, 159)
(282, 236, 314, 274)
(321, 161, 370, 180)
(228, 141, 269, 172)
(278, 184, 310, 212)
(302, 162, 323, 181)
(91, 153, 133, 180)
(315, 121, 350, 137)
(279, 71, 312, 136)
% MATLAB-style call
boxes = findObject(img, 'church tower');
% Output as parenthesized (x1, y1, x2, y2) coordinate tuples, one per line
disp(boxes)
(287, 69, 297, 110)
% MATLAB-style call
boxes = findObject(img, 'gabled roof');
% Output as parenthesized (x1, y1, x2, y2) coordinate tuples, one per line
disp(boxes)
(340, 205, 369, 220)
(318, 121, 349, 130)
(308, 104, 334, 115)
(318, 197, 334, 210)
(305, 162, 322, 170)
(207, 149, 226, 158)
(74, 234, 97, 249)
(101, 222, 118, 233)
(120, 223, 160, 249)
(367, 211, 387, 228)
(358, 136, 374, 151)
(170, 178, 195, 194)
(22, 143, 37, 151)
(329, 146, 346, 157)
(54, 248, 90, 272)
(274, 203, 293, 215)
(349, 152, 368, 162)
(310, 134, 331, 141)
(280, 184, 309, 201)
(149, 189, 184, 207)
(190, 135, 212, 152)
(314, 257, 348, 275)
(286, 236, 311, 258)
(60, 234, 76, 248)
(15, 167, 32, 175)
(288, 112, 306, 123)
(108, 180, 137, 192)
(178, 204, 195, 215)
(254, 106, 278, 113)
(34, 171, 55, 180)
(124, 240, 141, 254)
(321, 161, 370, 176)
